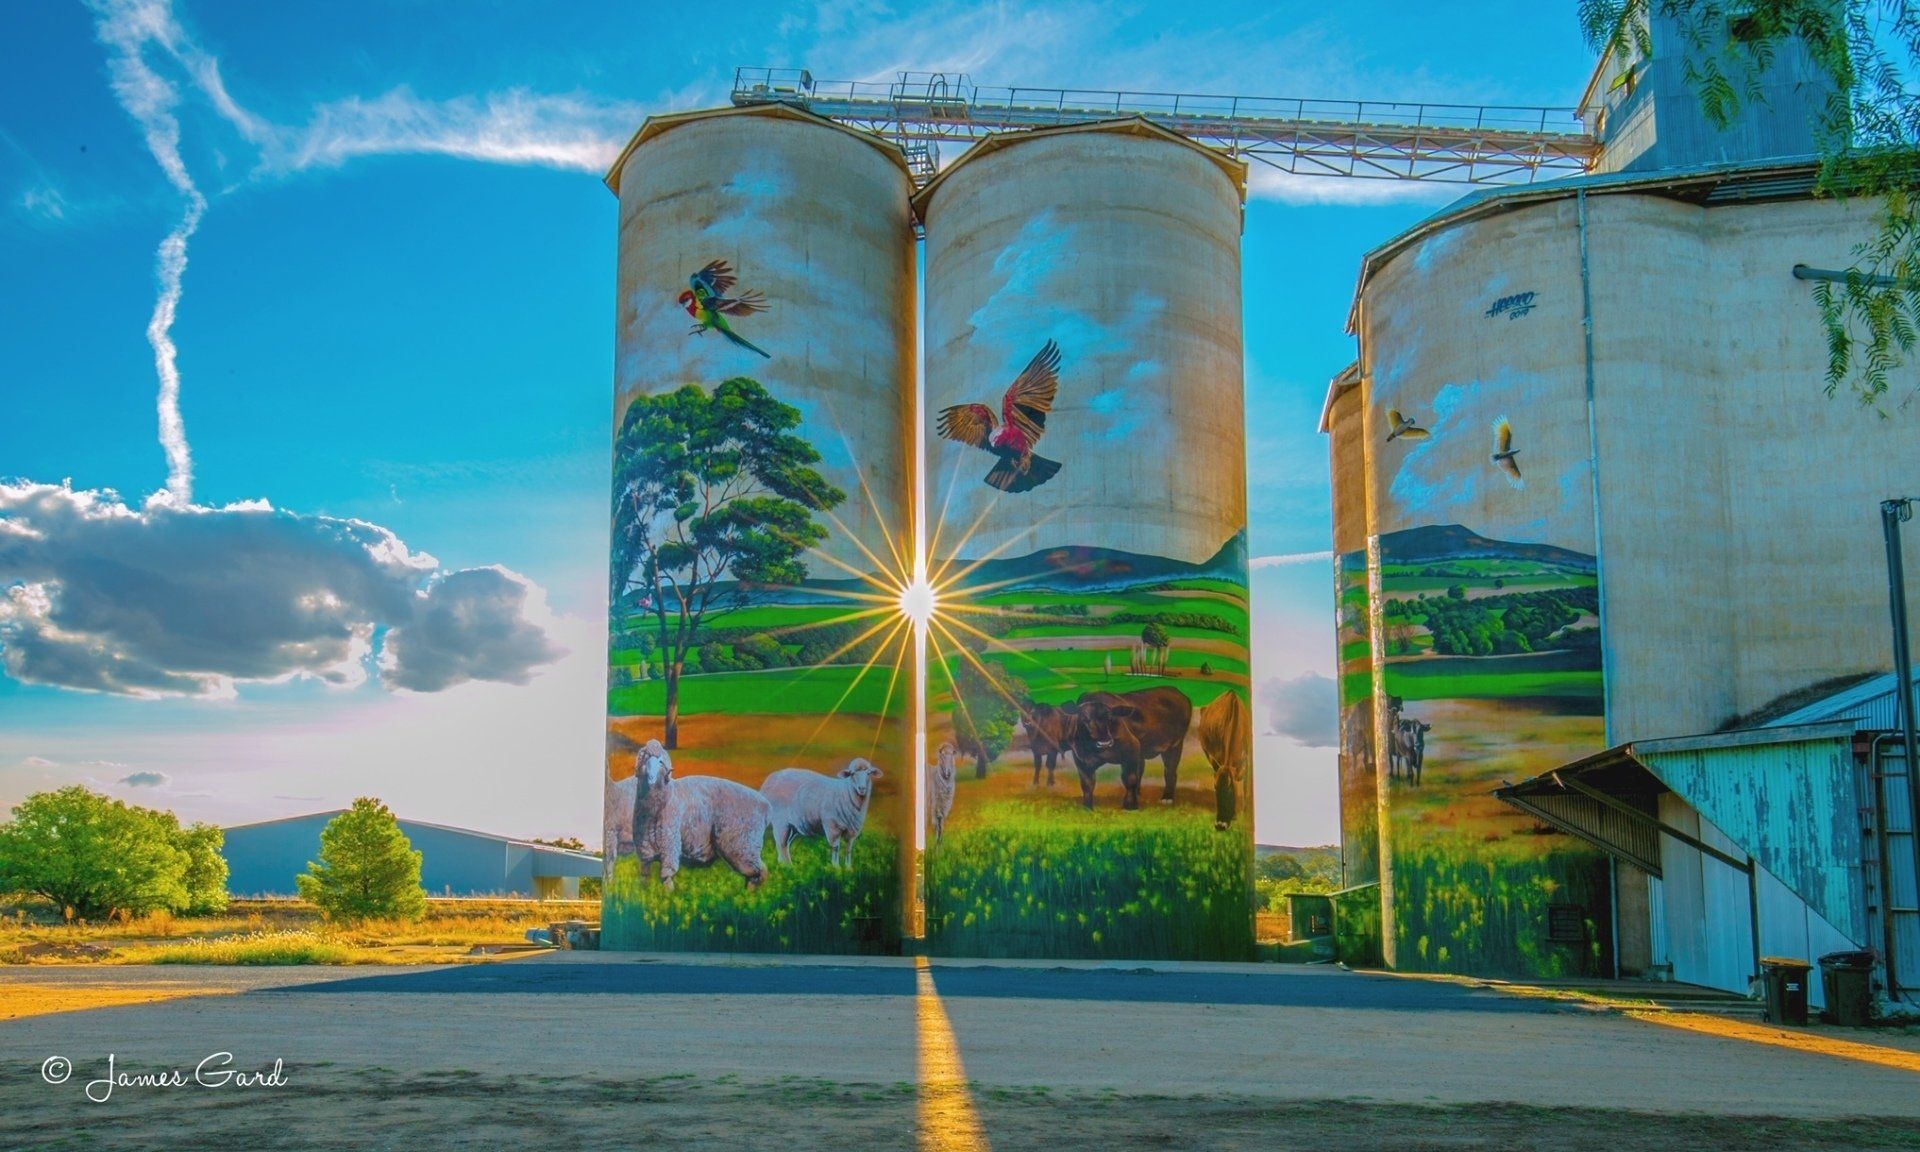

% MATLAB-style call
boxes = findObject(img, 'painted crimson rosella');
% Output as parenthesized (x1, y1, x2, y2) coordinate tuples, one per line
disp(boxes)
(936, 340, 1063, 493)
(678, 260, 770, 359)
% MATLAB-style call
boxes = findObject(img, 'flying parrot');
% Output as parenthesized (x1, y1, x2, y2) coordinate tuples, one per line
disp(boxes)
(936, 341, 1063, 494)
(1490, 416, 1524, 488)
(678, 260, 770, 359)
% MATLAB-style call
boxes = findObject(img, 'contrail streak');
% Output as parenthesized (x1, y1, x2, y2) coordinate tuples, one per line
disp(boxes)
(149, 193, 204, 502)
(1250, 550, 1334, 569)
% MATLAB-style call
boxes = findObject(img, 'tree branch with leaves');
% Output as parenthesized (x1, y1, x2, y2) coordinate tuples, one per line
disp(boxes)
(1580, 0, 1920, 408)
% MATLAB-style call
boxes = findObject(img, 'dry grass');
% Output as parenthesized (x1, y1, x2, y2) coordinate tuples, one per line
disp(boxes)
(0, 898, 598, 966)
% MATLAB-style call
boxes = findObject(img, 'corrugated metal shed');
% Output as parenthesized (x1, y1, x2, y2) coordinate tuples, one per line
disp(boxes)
(1634, 723, 1865, 943)
(1767, 672, 1920, 731)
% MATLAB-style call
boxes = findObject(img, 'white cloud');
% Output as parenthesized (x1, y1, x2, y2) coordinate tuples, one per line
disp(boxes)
(269, 88, 642, 175)
(1258, 672, 1339, 748)
(0, 481, 565, 699)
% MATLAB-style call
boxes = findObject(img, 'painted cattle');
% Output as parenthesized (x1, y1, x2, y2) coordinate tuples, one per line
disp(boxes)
(1060, 686, 1193, 811)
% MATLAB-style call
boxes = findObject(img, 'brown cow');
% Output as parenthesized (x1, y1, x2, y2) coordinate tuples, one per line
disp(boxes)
(1197, 692, 1250, 830)
(1061, 686, 1193, 810)
(1016, 697, 1076, 787)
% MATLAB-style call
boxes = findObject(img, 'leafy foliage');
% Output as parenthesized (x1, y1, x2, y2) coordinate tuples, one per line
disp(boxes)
(296, 798, 427, 923)
(1579, 0, 1920, 407)
(1139, 621, 1171, 650)
(1386, 587, 1599, 657)
(610, 377, 846, 744)
(947, 655, 1024, 764)
(0, 787, 226, 920)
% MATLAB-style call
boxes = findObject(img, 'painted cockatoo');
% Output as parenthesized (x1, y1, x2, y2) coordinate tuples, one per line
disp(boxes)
(1490, 416, 1524, 488)
(1386, 407, 1431, 441)
(936, 341, 1063, 493)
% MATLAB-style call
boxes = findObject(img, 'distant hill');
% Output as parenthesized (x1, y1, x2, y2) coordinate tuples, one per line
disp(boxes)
(1378, 523, 1596, 573)
(946, 532, 1250, 594)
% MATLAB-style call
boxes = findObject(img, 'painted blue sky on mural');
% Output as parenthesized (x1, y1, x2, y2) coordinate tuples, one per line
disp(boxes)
(0, 0, 1597, 844)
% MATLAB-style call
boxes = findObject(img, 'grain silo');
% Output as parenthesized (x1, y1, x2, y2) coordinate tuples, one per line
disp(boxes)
(601, 104, 916, 954)
(1324, 13, 1919, 985)
(915, 118, 1255, 960)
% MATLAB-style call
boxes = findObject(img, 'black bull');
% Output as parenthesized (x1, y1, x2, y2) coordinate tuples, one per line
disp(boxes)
(1060, 687, 1193, 810)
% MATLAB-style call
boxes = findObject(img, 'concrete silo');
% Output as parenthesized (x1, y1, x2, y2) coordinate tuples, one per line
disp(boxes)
(602, 104, 916, 953)
(1326, 32, 1914, 980)
(916, 119, 1254, 960)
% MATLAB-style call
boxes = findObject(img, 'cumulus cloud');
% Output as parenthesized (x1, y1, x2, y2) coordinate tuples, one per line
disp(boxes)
(0, 482, 566, 699)
(380, 567, 567, 692)
(1258, 672, 1338, 747)
(119, 770, 170, 787)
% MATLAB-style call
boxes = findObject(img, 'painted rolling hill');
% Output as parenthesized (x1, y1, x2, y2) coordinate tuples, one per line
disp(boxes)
(1379, 524, 1596, 573)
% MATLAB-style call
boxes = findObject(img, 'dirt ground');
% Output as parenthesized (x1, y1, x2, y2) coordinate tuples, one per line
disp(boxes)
(3, 956, 1918, 1150)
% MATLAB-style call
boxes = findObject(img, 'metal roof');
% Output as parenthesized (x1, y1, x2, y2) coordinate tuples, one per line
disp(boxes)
(223, 809, 602, 863)
(1767, 671, 1920, 731)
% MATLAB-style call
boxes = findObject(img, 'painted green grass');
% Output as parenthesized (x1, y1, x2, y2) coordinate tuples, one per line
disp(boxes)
(603, 833, 900, 954)
(977, 647, 1248, 678)
(608, 664, 905, 718)
(1384, 651, 1603, 702)
(1387, 831, 1611, 978)
(1000, 623, 1237, 642)
(924, 800, 1252, 960)
(939, 659, 1244, 709)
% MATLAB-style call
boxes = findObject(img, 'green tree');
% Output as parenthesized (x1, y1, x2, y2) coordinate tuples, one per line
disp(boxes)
(0, 788, 188, 920)
(174, 821, 229, 915)
(1580, 0, 1920, 407)
(1140, 621, 1171, 650)
(610, 378, 847, 748)
(296, 798, 427, 923)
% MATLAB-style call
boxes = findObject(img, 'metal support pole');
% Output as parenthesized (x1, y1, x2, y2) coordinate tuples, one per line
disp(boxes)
(1885, 498, 1920, 890)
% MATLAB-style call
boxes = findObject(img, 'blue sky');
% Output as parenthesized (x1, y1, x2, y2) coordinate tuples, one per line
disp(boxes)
(0, 1, 1598, 845)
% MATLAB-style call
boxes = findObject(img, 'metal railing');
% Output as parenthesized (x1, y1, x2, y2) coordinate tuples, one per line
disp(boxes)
(731, 67, 1598, 186)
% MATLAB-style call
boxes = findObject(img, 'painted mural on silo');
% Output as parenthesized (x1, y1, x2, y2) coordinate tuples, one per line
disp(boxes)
(1326, 375, 1379, 887)
(1362, 210, 1610, 978)
(602, 106, 916, 954)
(917, 120, 1254, 960)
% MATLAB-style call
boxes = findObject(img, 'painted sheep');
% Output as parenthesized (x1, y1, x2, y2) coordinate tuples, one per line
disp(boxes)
(927, 742, 957, 844)
(761, 758, 884, 868)
(603, 771, 638, 884)
(631, 739, 771, 891)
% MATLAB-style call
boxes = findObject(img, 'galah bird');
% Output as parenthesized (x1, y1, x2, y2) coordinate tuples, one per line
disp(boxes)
(1490, 416, 1524, 488)
(936, 340, 1063, 493)
(678, 260, 770, 358)
(1386, 407, 1431, 441)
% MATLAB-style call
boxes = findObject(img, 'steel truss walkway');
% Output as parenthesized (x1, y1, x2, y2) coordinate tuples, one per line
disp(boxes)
(731, 67, 1598, 186)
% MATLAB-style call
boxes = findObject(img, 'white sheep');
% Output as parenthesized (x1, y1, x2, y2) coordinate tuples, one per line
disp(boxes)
(603, 770, 638, 884)
(631, 740, 771, 890)
(927, 742, 957, 844)
(760, 758, 884, 868)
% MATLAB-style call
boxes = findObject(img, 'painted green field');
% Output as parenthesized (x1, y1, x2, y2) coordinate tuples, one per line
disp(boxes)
(602, 833, 901, 954)
(1001, 622, 1237, 642)
(607, 664, 906, 718)
(1384, 651, 1603, 702)
(924, 800, 1252, 960)
(942, 658, 1245, 710)
(1379, 561, 1593, 596)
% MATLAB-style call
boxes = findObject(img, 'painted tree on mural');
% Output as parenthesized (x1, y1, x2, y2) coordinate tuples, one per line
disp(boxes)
(610, 378, 845, 748)
(1579, 0, 1920, 407)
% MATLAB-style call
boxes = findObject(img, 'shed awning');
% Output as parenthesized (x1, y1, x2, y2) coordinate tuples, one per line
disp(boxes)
(1495, 722, 1865, 939)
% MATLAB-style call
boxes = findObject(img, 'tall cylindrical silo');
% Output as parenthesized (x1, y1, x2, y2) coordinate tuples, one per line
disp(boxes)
(602, 105, 916, 954)
(917, 119, 1254, 960)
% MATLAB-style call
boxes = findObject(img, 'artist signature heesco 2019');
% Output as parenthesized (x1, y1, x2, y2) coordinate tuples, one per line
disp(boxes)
(41, 1053, 288, 1103)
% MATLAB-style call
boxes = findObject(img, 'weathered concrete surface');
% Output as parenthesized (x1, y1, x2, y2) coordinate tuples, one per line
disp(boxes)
(4, 954, 1918, 1125)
